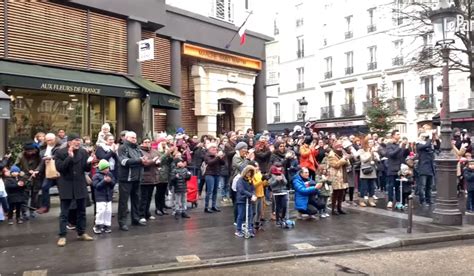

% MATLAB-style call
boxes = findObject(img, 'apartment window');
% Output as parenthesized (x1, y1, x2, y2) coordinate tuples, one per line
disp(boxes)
(393, 40, 404, 66)
(367, 84, 378, 99)
(345, 88, 354, 105)
(325, 57, 333, 79)
(297, 36, 304, 58)
(345, 51, 353, 75)
(297, 67, 304, 90)
(367, 8, 376, 32)
(296, 4, 304, 27)
(422, 76, 434, 95)
(322, 24, 328, 46)
(368, 46, 377, 70)
(326, 91, 333, 106)
(212, 0, 234, 23)
(345, 15, 353, 39)
(393, 81, 404, 98)
(274, 102, 280, 122)
(394, 0, 404, 25)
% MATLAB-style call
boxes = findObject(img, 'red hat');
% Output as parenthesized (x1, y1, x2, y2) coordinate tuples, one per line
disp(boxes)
(271, 166, 283, 175)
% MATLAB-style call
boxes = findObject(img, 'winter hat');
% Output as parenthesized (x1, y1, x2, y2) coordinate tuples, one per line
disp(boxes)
(23, 141, 37, 151)
(235, 141, 248, 151)
(98, 159, 110, 171)
(270, 166, 283, 175)
(67, 133, 80, 142)
(10, 165, 21, 173)
(176, 127, 185, 134)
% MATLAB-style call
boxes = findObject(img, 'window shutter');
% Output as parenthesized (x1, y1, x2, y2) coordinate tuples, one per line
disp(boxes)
(7, 2, 88, 68)
(141, 31, 171, 86)
(89, 12, 127, 73)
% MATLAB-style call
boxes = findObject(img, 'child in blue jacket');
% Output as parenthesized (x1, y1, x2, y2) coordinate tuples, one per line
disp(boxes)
(235, 165, 257, 238)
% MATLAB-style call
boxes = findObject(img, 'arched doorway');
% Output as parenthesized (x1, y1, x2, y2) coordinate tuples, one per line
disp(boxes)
(216, 99, 237, 135)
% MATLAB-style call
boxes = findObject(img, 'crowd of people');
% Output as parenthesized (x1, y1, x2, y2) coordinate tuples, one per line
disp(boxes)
(0, 123, 473, 243)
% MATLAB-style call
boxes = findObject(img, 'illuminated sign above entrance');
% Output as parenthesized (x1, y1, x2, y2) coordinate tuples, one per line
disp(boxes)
(183, 43, 262, 70)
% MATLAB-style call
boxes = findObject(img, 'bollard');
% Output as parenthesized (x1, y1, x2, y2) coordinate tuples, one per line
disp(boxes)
(407, 194, 413, 234)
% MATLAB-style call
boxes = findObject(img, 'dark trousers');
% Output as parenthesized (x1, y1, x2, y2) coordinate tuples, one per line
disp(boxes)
(467, 191, 474, 211)
(140, 184, 157, 219)
(59, 198, 86, 237)
(204, 175, 219, 209)
(417, 175, 433, 204)
(27, 179, 41, 209)
(377, 171, 387, 191)
(231, 190, 237, 223)
(118, 181, 140, 226)
(40, 178, 56, 209)
(345, 187, 355, 201)
(274, 194, 288, 222)
(155, 182, 168, 212)
(298, 197, 319, 215)
(331, 189, 345, 212)
(0, 197, 9, 214)
(387, 175, 400, 202)
(8, 202, 22, 220)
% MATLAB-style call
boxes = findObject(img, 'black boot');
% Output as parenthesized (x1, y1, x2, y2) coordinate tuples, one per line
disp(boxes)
(181, 212, 190, 218)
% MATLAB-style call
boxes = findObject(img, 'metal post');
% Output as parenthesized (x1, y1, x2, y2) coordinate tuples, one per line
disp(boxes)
(407, 194, 413, 234)
(432, 47, 463, 225)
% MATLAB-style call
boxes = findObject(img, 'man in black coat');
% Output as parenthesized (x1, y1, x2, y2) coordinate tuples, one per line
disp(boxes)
(416, 133, 436, 205)
(54, 133, 94, 247)
(117, 131, 146, 231)
(385, 130, 409, 208)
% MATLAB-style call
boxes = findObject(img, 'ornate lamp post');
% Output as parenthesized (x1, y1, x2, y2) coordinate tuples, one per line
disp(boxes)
(298, 97, 308, 126)
(429, 0, 463, 225)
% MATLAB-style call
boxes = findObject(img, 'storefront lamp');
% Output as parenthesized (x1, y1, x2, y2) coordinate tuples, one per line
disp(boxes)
(297, 97, 308, 125)
(430, 0, 459, 46)
(0, 90, 11, 119)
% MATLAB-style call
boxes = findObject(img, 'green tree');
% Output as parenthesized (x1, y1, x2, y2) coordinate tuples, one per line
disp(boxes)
(365, 77, 395, 137)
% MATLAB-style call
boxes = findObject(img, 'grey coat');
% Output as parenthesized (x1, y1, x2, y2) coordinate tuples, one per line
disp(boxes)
(358, 149, 378, 179)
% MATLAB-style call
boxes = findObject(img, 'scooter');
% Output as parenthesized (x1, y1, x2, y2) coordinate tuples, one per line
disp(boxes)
(395, 178, 406, 211)
(278, 190, 295, 229)
(242, 197, 252, 239)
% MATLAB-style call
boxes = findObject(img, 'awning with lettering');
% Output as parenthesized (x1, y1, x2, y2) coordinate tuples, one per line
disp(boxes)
(0, 60, 142, 98)
(126, 76, 180, 110)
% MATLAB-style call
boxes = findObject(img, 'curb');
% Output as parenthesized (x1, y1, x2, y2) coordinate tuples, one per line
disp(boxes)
(74, 229, 474, 275)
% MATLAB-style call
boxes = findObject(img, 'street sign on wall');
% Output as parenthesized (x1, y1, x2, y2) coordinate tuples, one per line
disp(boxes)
(137, 38, 154, 62)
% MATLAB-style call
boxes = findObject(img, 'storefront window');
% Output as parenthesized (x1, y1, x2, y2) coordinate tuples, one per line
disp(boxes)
(8, 88, 85, 146)
(105, 97, 117, 137)
(90, 95, 102, 143)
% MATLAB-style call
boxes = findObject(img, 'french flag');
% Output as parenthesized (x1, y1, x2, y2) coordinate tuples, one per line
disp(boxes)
(238, 19, 247, 45)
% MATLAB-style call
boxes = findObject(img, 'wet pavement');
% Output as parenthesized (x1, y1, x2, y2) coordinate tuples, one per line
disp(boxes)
(0, 194, 467, 275)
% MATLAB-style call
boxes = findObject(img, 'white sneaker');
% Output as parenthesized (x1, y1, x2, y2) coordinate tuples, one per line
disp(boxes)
(373, 195, 378, 200)
(387, 201, 393, 209)
(139, 218, 147, 224)
(148, 216, 156, 220)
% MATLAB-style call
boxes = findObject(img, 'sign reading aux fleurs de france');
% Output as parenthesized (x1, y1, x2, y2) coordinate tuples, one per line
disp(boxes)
(137, 38, 154, 62)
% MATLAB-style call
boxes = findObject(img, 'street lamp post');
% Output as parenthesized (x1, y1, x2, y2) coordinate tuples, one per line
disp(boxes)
(298, 97, 308, 126)
(429, 1, 463, 225)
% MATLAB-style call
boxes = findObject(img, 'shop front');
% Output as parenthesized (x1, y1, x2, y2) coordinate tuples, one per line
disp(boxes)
(309, 116, 369, 136)
(0, 60, 179, 153)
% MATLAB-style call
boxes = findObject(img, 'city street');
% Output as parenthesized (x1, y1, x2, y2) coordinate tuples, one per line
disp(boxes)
(165, 239, 474, 276)
(1, 194, 473, 275)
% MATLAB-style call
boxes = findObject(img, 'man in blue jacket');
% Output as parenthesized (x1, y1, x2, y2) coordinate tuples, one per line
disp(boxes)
(292, 167, 322, 217)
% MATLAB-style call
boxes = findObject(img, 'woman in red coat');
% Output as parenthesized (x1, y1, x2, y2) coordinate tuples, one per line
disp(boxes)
(299, 137, 318, 180)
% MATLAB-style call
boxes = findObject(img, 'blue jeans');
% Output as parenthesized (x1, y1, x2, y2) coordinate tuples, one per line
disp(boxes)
(219, 175, 229, 198)
(41, 178, 56, 209)
(205, 175, 219, 209)
(236, 202, 253, 232)
(359, 178, 375, 197)
(417, 175, 433, 204)
(0, 196, 9, 214)
(386, 175, 400, 202)
(467, 191, 474, 211)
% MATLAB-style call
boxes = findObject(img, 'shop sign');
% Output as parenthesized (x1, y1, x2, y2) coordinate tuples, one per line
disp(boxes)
(40, 83, 100, 95)
(183, 43, 262, 70)
(137, 38, 154, 62)
(313, 120, 366, 129)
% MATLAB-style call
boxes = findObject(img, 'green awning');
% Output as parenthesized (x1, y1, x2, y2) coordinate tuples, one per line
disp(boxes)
(126, 76, 180, 110)
(0, 60, 142, 98)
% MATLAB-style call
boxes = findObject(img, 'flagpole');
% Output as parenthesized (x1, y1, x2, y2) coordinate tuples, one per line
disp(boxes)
(225, 11, 253, 49)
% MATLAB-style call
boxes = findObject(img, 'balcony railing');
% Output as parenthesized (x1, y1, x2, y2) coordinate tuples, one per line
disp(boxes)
(367, 24, 377, 33)
(367, 61, 377, 70)
(296, 18, 304, 27)
(324, 71, 333, 79)
(340, 103, 356, 117)
(392, 56, 404, 66)
(297, 50, 304, 58)
(345, 66, 354, 75)
(274, 115, 280, 123)
(345, 31, 353, 39)
(415, 94, 436, 110)
(297, 82, 305, 90)
(362, 99, 381, 114)
(320, 106, 335, 119)
(387, 97, 406, 112)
